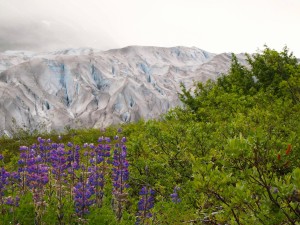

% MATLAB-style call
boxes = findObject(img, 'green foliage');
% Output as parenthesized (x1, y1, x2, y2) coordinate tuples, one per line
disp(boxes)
(177, 46, 300, 224)
(1, 193, 35, 225)
(0, 46, 300, 224)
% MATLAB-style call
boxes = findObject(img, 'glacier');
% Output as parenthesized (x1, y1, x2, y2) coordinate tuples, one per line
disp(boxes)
(0, 46, 246, 136)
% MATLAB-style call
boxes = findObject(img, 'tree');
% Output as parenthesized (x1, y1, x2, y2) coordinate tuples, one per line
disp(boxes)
(178, 46, 300, 224)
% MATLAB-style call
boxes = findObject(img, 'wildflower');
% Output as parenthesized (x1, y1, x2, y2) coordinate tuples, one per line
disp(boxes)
(0, 167, 10, 194)
(136, 186, 155, 224)
(170, 186, 181, 203)
(67, 142, 73, 147)
(5, 196, 20, 207)
(121, 137, 127, 143)
(19, 146, 28, 151)
(73, 180, 95, 217)
(112, 136, 129, 221)
(89, 139, 112, 207)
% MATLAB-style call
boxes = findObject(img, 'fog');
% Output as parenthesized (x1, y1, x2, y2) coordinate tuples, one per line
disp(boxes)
(0, 0, 118, 52)
(0, 0, 299, 56)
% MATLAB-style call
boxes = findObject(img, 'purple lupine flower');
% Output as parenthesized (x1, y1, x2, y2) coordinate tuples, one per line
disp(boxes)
(112, 136, 129, 221)
(25, 152, 49, 186)
(35, 137, 54, 164)
(37, 137, 43, 143)
(90, 151, 95, 157)
(5, 196, 20, 207)
(104, 144, 111, 157)
(24, 158, 49, 225)
(19, 146, 29, 151)
(95, 143, 111, 163)
(50, 146, 68, 179)
(112, 147, 130, 192)
(71, 161, 80, 170)
(67, 142, 73, 147)
(98, 136, 104, 142)
(10, 172, 20, 180)
(52, 143, 59, 149)
(170, 186, 181, 203)
(69, 145, 80, 170)
(26, 163, 49, 188)
(0, 154, 3, 161)
(18, 145, 31, 192)
(136, 186, 155, 225)
(31, 143, 38, 150)
(26, 161, 48, 224)
(88, 167, 104, 187)
(0, 167, 10, 197)
(47, 141, 73, 224)
(88, 138, 112, 207)
(88, 166, 104, 204)
(8, 171, 22, 194)
(73, 180, 95, 217)
(4, 170, 21, 225)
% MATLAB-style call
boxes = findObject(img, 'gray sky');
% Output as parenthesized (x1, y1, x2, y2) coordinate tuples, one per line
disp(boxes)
(0, 0, 299, 56)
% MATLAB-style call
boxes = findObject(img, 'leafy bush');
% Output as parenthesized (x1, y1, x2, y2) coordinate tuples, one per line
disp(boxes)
(0, 46, 299, 224)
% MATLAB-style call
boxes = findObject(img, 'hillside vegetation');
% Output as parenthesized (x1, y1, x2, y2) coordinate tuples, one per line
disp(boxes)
(0, 46, 300, 224)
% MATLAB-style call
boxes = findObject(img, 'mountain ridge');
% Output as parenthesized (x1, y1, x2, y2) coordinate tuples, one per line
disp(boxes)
(0, 46, 246, 136)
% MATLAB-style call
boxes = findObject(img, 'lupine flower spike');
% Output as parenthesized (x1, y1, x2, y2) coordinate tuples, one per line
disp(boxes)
(0, 154, 10, 215)
(136, 186, 155, 225)
(73, 176, 95, 218)
(170, 186, 181, 203)
(112, 133, 129, 221)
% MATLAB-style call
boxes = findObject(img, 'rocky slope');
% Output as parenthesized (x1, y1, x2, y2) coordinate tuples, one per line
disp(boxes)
(0, 46, 246, 135)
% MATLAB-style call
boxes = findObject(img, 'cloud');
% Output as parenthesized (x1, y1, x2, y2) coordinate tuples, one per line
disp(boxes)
(0, 19, 117, 52)
(0, 0, 118, 52)
(0, 0, 299, 56)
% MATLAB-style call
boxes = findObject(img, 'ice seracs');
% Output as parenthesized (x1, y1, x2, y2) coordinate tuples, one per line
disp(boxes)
(0, 46, 246, 135)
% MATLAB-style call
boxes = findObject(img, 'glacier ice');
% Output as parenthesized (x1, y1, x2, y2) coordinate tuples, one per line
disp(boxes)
(0, 46, 246, 135)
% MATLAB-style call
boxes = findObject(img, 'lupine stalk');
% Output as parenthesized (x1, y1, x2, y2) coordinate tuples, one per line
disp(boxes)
(26, 157, 49, 225)
(18, 146, 30, 193)
(5, 172, 21, 224)
(170, 186, 181, 203)
(112, 135, 129, 221)
(72, 144, 95, 220)
(88, 137, 111, 207)
(73, 176, 95, 218)
(0, 154, 10, 215)
(50, 144, 68, 224)
(67, 143, 80, 201)
(136, 186, 155, 225)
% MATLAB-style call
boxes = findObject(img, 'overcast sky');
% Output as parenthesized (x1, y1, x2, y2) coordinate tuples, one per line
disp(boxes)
(0, 0, 299, 56)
